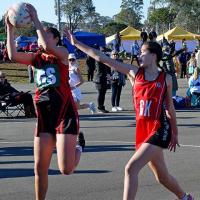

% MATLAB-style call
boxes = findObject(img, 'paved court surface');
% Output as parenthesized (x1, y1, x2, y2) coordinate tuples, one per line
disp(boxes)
(0, 79, 199, 200)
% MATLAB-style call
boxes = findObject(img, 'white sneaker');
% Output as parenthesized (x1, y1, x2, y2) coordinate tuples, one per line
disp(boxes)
(89, 102, 96, 114)
(116, 106, 123, 111)
(112, 107, 118, 112)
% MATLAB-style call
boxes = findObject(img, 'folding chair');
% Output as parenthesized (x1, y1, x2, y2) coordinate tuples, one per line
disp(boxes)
(191, 92, 200, 107)
(0, 93, 25, 118)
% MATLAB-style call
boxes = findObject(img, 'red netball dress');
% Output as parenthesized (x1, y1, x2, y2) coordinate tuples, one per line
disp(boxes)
(133, 68, 171, 150)
(31, 51, 79, 136)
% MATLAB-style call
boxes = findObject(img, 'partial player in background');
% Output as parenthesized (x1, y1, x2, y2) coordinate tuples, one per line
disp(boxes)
(5, 3, 84, 200)
(68, 53, 96, 114)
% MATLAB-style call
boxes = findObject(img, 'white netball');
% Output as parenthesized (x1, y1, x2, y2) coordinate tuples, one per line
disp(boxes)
(7, 2, 32, 28)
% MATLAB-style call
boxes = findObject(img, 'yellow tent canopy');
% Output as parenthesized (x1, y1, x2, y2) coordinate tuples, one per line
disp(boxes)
(157, 26, 200, 41)
(106, 26, 141, 44)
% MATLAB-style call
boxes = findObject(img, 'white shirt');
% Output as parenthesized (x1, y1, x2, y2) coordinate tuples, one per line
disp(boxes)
(69, 63, 80, 87)
(196, 50, 200, 68)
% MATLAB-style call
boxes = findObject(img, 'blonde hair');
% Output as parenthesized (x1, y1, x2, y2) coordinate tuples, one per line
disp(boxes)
(193, 67, 200, 80)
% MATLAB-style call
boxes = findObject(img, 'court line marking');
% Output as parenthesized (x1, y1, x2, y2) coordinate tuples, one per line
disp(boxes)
(0, 140, 200, 148)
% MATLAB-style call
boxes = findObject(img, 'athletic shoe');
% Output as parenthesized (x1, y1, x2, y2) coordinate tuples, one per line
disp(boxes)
(78, 132, 85, 151)
(116, 106, 123, 111)
(178, 193, 194, 200)
(98, 108, 109, 113)
(112, 107, 118, 112)
(185, 194, 194, 200)
(89, 102, 96, 114)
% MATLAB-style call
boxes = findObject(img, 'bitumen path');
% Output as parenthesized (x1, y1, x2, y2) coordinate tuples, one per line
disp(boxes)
(0, 78, 199, 200)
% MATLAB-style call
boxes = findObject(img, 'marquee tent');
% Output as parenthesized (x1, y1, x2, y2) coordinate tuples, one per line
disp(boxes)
(63, 31, 106, 57)
(157, 26, 200, 41)
(106, 26, 141, 53)
(157, 26, 200, 52)
(15, 35, 37, 48)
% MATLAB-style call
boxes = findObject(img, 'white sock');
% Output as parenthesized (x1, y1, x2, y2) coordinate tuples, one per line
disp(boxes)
(76, 144, 82, 153)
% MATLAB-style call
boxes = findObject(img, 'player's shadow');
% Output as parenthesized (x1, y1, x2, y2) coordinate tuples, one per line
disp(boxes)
(0, 168, 60, 179)
(0, 168, 110, 179)
(80, 114, 135, 121)
(177, 123, 200, 128)
(85, 144, 135, 153)
(0, 146, 34, 157)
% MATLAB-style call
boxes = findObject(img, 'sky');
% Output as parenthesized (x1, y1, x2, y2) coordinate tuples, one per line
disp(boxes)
(0, 0, 150, 24)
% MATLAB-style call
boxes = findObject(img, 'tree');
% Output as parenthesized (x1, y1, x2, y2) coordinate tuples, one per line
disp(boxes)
(100, 22, 127, 36)
(148, 0, 200, 33)
(120, 0, 144, 25)
(114, 8, 141, 29)
(148, 7, 173, 33)
(56, 0, 96, 32)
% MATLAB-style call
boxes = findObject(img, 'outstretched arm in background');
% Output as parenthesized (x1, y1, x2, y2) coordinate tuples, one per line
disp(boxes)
(63, 29, 139, 79)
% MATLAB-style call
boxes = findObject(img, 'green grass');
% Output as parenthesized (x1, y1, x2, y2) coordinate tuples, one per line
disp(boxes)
(0, 58, 132, 83)
(0, 59, 88, 83)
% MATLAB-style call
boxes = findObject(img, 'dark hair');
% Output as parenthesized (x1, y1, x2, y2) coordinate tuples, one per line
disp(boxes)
(45, 27, 62, 46)
(143, 41, 163, 64)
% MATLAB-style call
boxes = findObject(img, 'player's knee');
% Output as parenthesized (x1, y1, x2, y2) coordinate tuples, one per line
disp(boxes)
(155, 173, 169, 185)
(125, 161, 139, 176)
(59, 166, 74, 175)
(34, 163, 48, 176)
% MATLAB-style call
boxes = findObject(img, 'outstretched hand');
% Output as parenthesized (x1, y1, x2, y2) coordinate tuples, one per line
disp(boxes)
(25, 3, 38, 22)
(168, 132, 180, 152)
(63, 28, 76, 46)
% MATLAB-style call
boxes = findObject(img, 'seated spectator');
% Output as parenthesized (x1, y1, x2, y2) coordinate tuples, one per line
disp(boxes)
(188, 67, 200, 94)
(0, 71, 36, 117)
(186, 68, 200, 107)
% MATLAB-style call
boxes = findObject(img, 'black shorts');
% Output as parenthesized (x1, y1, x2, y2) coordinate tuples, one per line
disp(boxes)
(35, 95, 79, 136)
(147, 111, 171, 149)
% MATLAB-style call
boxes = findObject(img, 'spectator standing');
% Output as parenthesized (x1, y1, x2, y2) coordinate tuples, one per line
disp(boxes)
(130, 41, 140, 66)
(179, 49, 190, 78)
(162, 46, 178, 96)
(149, 28, 157, 41)
(94, 47, 111, 113)
(113, 31, 121, 53)
(140, 28, 148, 44)
(85, 55, 95, 82)
(110, 50, 126, 112)
(187, 53, 197, 77)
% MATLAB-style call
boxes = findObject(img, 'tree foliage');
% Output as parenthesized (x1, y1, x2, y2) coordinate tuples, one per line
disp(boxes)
(148, 0, 200, 33)
(56, 0, 95, 32)
(100, 22, 127, 37)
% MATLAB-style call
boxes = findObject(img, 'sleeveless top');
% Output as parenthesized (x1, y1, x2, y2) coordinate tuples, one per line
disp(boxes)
(133, 67, 167, 149)
(32, 51, 71, 103)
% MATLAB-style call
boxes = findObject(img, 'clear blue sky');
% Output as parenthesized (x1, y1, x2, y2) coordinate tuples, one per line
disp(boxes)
(0, 0, 150, 24)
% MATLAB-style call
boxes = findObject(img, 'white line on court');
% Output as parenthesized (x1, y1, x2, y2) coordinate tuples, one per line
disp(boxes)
(0, 140, 200, 148)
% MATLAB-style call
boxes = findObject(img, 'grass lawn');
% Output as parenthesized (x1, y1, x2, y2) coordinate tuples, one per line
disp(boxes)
(0, 59, 88, 83)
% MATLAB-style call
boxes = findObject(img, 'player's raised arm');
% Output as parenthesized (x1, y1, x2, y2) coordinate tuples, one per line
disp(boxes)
(26, 4, 68, 63)
(64, 29, 139, 77)
(5, 15, 35, 65)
